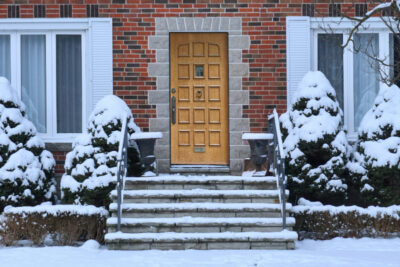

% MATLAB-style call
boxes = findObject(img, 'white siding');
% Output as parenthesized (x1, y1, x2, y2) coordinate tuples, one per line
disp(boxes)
(286, 16, 311, 107)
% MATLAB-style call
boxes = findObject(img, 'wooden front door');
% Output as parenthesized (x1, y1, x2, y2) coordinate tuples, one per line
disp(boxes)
(170, 33, 229, 165)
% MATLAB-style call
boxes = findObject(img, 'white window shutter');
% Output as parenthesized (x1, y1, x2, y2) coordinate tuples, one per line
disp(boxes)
(90, 19, 113, 111)
(286, 16, 311, 107)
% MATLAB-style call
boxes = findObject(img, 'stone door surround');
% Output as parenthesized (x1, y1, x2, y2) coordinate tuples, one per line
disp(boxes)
(148, 17, 250, 173)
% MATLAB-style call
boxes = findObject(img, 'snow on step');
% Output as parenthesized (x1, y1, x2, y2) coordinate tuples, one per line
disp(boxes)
(105, 230, 298, 242)
(110, 202, 290, 211)
(125, 175, 277, 183)
(111, 189, 286, 198)
(107, 217, 296, 226)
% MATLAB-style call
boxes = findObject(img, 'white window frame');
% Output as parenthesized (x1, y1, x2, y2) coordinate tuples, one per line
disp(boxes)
(310, 18, 393, 140)
(0, 18, 112, 143)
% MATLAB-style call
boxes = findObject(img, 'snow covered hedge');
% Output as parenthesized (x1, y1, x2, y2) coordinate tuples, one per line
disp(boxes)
(281, 71, 349, 205)
(0, 204, 107, 246)
(349, 84, 400, 206)
(0, 77, 56, 212)
(292, 199, 400, 240)
(61, 95, 144, 208)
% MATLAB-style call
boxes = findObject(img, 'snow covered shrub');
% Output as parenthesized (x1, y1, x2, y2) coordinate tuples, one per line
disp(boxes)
(0, 204, 107, 246)
(0, 78, 56, 212)
(350, 84, 400, 206)
(281, 71, 349, 205)
(61, 95, 144, 208)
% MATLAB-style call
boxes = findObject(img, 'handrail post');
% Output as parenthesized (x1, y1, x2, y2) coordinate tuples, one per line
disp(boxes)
(268, 108, 287, 231)
(116, 115, 128, 233)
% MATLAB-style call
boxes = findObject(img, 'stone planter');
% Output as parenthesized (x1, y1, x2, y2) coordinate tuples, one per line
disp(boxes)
(131, 132, 163, 175)
(242, 133, 273, 176)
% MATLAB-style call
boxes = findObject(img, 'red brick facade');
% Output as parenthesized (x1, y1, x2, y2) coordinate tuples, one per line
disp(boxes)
(0, 0, 371, 173)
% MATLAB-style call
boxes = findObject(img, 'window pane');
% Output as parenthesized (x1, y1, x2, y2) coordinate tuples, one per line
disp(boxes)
(21, 35, 46, 133)
(318, 34, 344, 109)
(389, 33, 400, 87)
(353, 33, 379, 131)
(0, 35, 11, 81)
(56, 35, 82, 133)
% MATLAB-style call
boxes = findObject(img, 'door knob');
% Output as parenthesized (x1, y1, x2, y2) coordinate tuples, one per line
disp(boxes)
(196, 89, 202, 98)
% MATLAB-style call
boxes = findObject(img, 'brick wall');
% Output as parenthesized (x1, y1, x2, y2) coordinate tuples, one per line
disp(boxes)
(0, 0, 372, 171)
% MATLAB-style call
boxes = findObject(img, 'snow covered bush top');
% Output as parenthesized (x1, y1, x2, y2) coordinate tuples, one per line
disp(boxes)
(0, 77, 56, 211)
(285, 71, 344, 146)
(281, 71, 349, 204)
(358, 84, 400, 168)
(352, 84, 400, 206)
(88, 95, 140, 149)
(61, 95, 143, 207)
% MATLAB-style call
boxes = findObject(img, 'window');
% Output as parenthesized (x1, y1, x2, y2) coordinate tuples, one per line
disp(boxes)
(0, 19, 112, 142)
(312, 25, 395, 138)
(0, 32, 84, 136)
(389, 33, 400, 87)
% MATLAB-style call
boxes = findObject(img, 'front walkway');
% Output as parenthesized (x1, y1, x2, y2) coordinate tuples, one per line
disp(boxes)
(1, 238, 399, 267)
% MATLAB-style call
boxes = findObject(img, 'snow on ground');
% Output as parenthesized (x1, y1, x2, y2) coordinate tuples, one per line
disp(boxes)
(0, 238, 399, 267)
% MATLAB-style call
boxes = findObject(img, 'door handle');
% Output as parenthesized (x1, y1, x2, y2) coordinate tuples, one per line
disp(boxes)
(171, 96, 176, 125)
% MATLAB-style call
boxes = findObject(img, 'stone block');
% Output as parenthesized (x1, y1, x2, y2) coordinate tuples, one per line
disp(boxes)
(185, 18, 195, 31)
(155, 18, 168, 31)
(148, 63, 169, 76)
(229, 118, 249, 131)
(155, 145, 170, 159)
(167, 18, 178, 31)
(148, 36, 169, 49)
(229, 18, 241, 31)
(157, 159, 170, 173)
(229, 63, 249, 77)
(220, 17, 230, 31)
(149, 118, 169, 132)
(229, 49, 242, 63)
(177, 18, 186, 31)
(156, 132, 169, 146)
(194, 18, 203, 31)
(230, 131, 244, 146)
(202, 18, 212, 31)
(211, 17, 220, 31)
(156, 104, 169, 118)
(157, 76, 169, 90)
(207, 242, 250, 250)
(148, 90, 169, 104)
(230, 145, 250, 159)
(229, 91, 249, 104)
(156, 49, 169, 63)
(229, 104, 242, 118)
(229, 77, 242, 90)
(229, 36, 250, 49)
(230, 159, 244, 173)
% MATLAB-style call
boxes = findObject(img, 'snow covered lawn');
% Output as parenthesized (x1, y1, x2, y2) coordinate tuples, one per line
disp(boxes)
(1, 238, 399, 267)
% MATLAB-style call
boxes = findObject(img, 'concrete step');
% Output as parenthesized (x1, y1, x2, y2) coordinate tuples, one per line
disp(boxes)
(107, 217, 295, 233)
(124, 175, 278, 190)
(111, 189, 285, 204)
(109, 203, 289, 218)
(105, 230, 297, 250)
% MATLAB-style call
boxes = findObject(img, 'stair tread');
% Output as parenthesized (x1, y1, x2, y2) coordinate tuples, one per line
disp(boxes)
(112, 189, 286, 198)
(105, 230, 298, 242)
(110, 202, 290, 211)
(125, 175, 277, 184)
(107, 216, 295, 226)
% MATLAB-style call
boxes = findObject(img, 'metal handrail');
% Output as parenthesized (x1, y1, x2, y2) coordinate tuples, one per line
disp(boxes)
(116, 115, 129, 232)
(267, 108, 287, 230)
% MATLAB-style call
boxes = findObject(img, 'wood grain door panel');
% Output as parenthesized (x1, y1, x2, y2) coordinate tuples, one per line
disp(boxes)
(170, 33, 229, 165)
